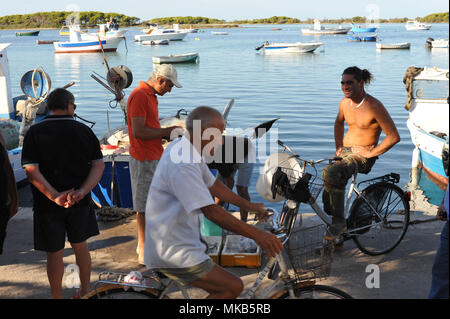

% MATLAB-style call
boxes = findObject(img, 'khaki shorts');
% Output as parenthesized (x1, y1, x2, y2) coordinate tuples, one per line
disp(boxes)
(154, 258, 216, 285)
(129, 158, 159, 213)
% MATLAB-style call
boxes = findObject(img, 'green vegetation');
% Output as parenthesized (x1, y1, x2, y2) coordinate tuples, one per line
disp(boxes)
(233, 16, 301, 24)
(0, 11, 447, 29)
(145, 16, 226, 25)
(0, 11, 140, 29)
(423, 12, 448, 23)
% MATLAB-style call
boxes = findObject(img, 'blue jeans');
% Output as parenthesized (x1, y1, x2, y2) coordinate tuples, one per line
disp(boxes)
(428, 221, 449, 299)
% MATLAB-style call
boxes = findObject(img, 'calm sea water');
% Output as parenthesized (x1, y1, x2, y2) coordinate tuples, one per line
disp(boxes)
(1, 23, 448, 207)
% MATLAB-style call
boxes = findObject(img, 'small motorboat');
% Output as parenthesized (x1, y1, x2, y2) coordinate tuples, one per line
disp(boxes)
(425, 38, 449, 49)
(350, 25, 377, 33)
(16, 30, 40, 36)
(376, 42, 411, 49)
(152, 52, 199, 64)
(142, 39, 169, 45)
(211, 31, 229, 35)
(255, 41, 323, 54)
(135, 24, 189, 42)
(302, 20, 350, 35)
(405, 20, 431, 31)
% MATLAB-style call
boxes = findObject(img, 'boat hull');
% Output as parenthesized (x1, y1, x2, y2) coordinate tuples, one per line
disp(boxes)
(152, 52, 199, 64)
(376, 42, 410, 49)
(53, 38, 123, 53)
(263, 42, 323, 54)
(134, 32, 188, 42)
(350, 27, 377, 33)
(301, 28, 350, 35)
(16, 31, 40, 36)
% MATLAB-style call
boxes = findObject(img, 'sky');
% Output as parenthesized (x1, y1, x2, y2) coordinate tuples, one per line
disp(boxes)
(2, 0, 449, 21)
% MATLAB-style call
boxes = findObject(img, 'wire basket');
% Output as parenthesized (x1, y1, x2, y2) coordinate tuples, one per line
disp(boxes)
(273, 167, 324, 202)
(286, 224, 334, 281)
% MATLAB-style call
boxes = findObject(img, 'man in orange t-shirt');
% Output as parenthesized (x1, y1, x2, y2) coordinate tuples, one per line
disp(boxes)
(127, 64, 182, 264)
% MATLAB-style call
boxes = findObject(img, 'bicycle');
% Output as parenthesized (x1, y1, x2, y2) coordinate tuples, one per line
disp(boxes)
(83, 207, 352, 299)
(271, 139, 410, 256)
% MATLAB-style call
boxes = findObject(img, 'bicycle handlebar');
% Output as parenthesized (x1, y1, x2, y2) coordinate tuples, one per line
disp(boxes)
(277, 139, 342, 165)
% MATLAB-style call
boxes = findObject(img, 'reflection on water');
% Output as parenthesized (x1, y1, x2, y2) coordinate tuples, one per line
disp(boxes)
(407, 166, 446, 215)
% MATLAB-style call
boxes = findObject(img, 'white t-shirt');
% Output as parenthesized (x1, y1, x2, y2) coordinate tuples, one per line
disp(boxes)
(144, 136, 217, 268)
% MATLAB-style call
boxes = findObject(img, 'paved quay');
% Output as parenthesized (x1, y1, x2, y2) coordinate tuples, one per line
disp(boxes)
(0, 183, 444, 299)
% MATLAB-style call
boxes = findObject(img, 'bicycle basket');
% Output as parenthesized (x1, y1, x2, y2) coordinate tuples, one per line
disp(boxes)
(271, 167, 323, 203)
(286, 224, 334, 281)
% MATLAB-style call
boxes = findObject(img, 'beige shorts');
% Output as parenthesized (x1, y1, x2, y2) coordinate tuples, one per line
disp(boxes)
(154, 258, 216, 285)
(129, 157, 159, 213)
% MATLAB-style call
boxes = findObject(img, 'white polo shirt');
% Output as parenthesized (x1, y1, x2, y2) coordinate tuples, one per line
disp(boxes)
(144, 136, 217, 269)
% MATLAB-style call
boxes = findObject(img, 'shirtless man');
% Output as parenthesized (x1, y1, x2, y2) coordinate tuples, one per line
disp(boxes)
(322, 66, 400, 239)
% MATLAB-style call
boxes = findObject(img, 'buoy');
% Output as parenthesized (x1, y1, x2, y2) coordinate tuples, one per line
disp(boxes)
(195, 37, 199, 41)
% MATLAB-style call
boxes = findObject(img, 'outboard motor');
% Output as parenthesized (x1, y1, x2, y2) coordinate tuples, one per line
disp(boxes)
(425, 37, 434, 48)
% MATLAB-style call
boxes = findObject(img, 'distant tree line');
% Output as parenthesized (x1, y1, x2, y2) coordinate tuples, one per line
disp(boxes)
(145, 16, 226, 25)
(0, 11, 447, 29)
(0, 11, 140, 29)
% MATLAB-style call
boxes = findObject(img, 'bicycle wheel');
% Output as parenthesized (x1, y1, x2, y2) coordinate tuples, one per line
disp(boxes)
(349, 182, 410, 256)
(272, 284, 352, 299)
(83, 284, 160, 299)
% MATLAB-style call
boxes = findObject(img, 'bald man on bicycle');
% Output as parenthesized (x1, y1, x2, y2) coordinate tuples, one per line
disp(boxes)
(322, 66, 400, 239)
(144, 106, 283, 299)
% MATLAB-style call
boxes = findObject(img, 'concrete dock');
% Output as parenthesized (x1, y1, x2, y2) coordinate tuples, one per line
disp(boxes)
(0, 184, 445, 299)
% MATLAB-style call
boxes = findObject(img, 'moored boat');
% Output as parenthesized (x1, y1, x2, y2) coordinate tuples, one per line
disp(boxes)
(152, 52, 199, 64)
(212, 31, 229, 35)
(256, 41, 323, 54)
(350, 25, 377, 33)
(301, 19, 350, 35)
(404, 66, 449, 187)
(135, 24, 189, 42)
(53, 26, 123, 53)
(15, 30, 40, 36)
(425, 37, 449, 49)
(405, 20, 431, 31)
(376, 42, 411, 49)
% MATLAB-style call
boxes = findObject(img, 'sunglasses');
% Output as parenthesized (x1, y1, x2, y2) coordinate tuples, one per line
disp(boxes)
(71, 101, 77, 110)
(341, 80, 355, 85)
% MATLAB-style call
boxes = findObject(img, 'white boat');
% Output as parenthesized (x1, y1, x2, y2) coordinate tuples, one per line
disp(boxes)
(54, 26, 124, 53)
(376, 42, 411, 49)
(135, 24, 189, 42)
(257, 41, 323, 54)
(141, 39, 169, 45)
(81, 23, 127, 41)
(212, 31, 229, 35)
(425, 37, 449, 49)
(405, 20, 431, 31)
(404, 66, 449, 186)
(302, 19, 351, 35)
(152, 52, 199, 64)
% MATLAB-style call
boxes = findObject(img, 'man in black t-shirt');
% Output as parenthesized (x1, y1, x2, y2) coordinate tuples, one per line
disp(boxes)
(21, 88, 104, 299)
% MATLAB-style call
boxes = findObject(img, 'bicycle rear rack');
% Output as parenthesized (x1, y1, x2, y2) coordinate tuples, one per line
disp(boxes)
(357, 172, 400, 188)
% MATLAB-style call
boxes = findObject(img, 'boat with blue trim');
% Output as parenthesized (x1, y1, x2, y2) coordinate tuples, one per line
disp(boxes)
(54, 25, 124, 53)
(404, 66, 449, 187)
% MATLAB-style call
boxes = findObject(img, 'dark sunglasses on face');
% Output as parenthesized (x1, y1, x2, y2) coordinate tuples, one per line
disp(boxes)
(341, 80, 355, 85)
